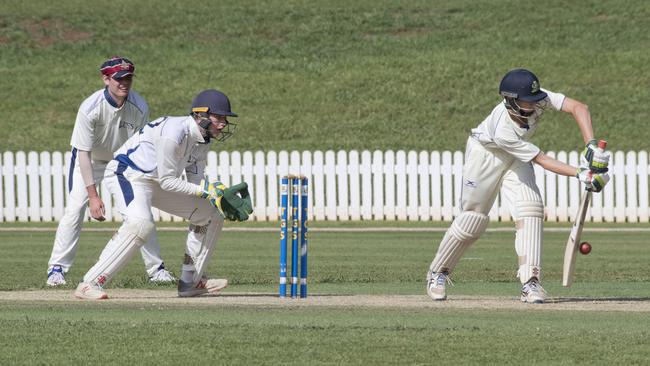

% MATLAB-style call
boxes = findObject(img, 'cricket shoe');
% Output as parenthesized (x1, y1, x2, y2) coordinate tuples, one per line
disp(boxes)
(426, 270, 451, 301)
(74, 282, 108, 300)
(520, 277, 547, 304)
(178, 276, 228, 297)
(149, 265, 176, 283)
(46, 265, 66, 286)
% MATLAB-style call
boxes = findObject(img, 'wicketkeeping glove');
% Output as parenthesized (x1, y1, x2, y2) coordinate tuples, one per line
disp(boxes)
(580, 139, 610, 173)
(220, 182, 253, 222)
(197, 178, 228, 217)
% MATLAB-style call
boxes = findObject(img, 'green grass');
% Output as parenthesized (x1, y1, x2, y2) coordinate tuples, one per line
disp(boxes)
(1, 225, 650, 364)
(2, 227, 649, 293)
(2, 1, 650, 362)
(2, 0, 649, 152)
(1, 304, 649, 365)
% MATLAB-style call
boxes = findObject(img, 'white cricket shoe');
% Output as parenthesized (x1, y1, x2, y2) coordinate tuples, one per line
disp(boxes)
(426, 270, 450, 301)
(520, 278, 547, 304)
(74, 282, 108, 300)
(46, 265, 66, 286)
(150, 267, 176, 283)
(178, 276, 228, 297)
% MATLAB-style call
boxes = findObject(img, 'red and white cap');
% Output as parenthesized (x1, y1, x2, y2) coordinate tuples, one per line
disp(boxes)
(100, 56, 135, 79)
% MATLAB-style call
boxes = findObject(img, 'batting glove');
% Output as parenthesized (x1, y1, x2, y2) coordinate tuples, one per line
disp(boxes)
(576, 167, 593, 190)
(590, 172, 610, 193)
(580, 139, 610, 173)
(576, 168, 610, 193)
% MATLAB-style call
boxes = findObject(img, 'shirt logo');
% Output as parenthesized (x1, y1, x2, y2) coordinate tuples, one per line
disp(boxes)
(119, 120, 135, 129)
(464, 179, 477, 188)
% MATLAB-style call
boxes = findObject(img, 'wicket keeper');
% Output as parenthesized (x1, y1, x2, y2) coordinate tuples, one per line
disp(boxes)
(74, 89, 253, 300)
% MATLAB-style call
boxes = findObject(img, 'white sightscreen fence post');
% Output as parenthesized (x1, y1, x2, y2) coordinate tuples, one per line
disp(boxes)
(1, 150, 649, 223)
(348, 150, 360, 221)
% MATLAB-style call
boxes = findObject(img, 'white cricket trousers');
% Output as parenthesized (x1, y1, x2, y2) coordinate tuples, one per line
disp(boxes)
(457, 137, 544, 282)
(81, 162, 223, 285)
(461, 137, 541, 218)
(47, 157, 166, 276)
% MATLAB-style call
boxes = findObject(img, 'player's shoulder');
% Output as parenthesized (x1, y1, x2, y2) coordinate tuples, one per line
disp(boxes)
(540, 88, 566, 109)
(483, 102, 513, 134)
(488, 101, 508, 120)
(155, 116, 193, 142)
(126, 90, 149, 114)
(77, 89, 106, 115)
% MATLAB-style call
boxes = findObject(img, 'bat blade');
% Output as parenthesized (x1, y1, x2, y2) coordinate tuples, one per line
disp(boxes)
(562, 190, 592, 287)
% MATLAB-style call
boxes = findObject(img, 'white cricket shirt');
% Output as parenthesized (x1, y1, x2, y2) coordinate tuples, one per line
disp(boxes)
(470, 88, 565, 162)
(112, 116, 211, 196)
(70, 88, 149, 162)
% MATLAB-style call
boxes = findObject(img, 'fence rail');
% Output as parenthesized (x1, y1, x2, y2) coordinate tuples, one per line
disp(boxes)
(1, 150, 649, 223)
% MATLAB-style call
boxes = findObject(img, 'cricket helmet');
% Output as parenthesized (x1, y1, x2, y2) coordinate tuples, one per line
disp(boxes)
(190, 89, 237, 142)
(499, 69, 547, 119)
(190, 89, 238, 117)
(499, 69, 547, 102)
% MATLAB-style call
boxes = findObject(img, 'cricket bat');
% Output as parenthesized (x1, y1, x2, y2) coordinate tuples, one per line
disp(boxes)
(562, 140, 607, 287)
(562, 189, 592, 287)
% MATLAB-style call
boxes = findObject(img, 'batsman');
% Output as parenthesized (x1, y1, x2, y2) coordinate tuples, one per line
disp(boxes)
(75, 89, 253, 300)
(426, 69, 611, 304)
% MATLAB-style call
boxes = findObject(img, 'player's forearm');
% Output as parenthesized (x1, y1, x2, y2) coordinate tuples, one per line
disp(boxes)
(574, 108, 594, 145)
(86, 184, 101, 198)
(77, 149, 96, 187)
(563, 98, 594, 144)
(159, 175, 203, 196)
(533, 152, 578, 177)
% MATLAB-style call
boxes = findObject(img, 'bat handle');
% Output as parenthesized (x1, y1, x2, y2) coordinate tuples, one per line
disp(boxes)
(597, 140, 607, 149)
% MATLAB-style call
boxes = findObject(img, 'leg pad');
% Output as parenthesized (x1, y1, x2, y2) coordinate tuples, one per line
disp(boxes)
(430, 211, 489, 273)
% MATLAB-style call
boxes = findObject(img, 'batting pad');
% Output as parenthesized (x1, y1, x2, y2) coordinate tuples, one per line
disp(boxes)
(182, 217, 224, 285)
(83, 218, 155, 286)
(514, 184, 544, 284)
(429, 211, 489, 274)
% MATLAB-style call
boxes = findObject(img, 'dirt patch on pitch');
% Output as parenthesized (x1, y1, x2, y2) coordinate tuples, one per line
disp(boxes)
(2, 290, 649, 312)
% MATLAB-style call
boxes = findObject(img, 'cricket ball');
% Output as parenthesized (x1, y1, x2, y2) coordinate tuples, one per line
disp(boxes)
(579, 241, 592, 255)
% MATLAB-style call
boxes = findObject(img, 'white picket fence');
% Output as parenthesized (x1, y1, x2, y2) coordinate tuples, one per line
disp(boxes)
(1, 150, 649, 223)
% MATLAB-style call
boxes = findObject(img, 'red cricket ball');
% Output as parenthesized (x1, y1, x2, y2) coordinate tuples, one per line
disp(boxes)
(579, 241, 592, 255)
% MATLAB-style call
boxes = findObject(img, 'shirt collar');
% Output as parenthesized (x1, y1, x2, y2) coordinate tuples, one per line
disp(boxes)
(103, 87, 128, 108)
(186, 116, 207, 144)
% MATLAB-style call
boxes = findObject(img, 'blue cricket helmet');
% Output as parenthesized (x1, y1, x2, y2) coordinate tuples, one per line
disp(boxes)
(499, 69, 547, 102)
(190, 89, 238, 117)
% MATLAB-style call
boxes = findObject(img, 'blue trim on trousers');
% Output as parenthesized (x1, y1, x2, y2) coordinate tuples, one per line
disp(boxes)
(115, 162, 134, 206)
(68, 148, 77, 193)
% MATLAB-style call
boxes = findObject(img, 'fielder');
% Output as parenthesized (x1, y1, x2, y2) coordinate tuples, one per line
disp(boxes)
(47, 56, 174, 286)
(74, 89, 253, 300)
(426, 69, 611, 303)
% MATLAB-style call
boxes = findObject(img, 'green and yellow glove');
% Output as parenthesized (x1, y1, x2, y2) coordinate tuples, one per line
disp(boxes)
(197, 178, 227, 217)
(221, 182, 253, 222)
(197, 179, 253, 221)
